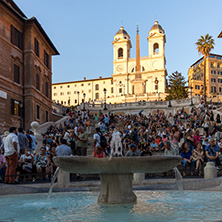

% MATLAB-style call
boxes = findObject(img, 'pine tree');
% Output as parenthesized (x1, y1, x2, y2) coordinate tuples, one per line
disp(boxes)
(165, 71, 188, 100)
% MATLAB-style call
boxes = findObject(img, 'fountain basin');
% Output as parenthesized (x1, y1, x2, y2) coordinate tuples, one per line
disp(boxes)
(54, 156, 181, 204)
(53, 156, 181, 174)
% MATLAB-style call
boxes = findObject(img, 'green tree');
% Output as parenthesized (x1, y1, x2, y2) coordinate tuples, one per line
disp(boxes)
(196, 34, 215, 102)
(165, 71, 188, 100)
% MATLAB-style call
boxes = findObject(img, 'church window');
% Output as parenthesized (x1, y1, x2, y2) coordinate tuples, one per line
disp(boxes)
(155, 85, 158, 90)
(75, 99, 77, 103)
(95, 93, 99, 99)
(60, 86, 63, 88)
(131, 67, 134, 73)
(81, 84, 84, 86)
(111, 87, 114, 93)
(54, 86, 56, 89)
(153, 43, 159, 54)
(67, 92, 71, 95)
(118, 48, 123, 59)
(88, 83, 91, 86)
(111, 79, 113, 84)
(119, 88, 122, 93)
(95, 84, 99, 90)
(142, 66, 145, 71)
(67, 85, 70, 88)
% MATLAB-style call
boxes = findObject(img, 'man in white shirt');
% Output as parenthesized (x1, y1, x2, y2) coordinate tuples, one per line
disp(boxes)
(4, 127, 19, 184)
(93, 128, 101, 148)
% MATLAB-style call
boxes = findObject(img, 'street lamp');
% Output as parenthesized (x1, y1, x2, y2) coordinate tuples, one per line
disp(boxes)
(190, 86, 194, 106)
(82, 93, 86, 111)
(168, 84, 172, 107)
(103, 88, 107, 110)
(77, 91, 80, 106)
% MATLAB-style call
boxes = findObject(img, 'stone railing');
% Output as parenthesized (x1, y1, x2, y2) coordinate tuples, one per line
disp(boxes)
(80, 97, 200, 113)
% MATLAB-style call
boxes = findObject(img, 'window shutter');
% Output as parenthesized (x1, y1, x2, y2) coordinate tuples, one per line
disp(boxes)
(11, 99, 15, 115)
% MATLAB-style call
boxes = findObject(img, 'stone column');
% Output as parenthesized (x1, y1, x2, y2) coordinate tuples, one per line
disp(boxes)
(98, 173, 137, 204)
(57, 169, 70, 188)
(204, 162, 217, 179)
(133, 173, 145, 185)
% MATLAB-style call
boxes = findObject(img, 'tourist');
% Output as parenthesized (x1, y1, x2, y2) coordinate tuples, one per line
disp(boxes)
(30, 131, 37, 153)
(150, 139, 158, 152)
(17, 127, 27, 154)
(91, 146, 105, 158)
(180, 142, 194, 177)
(47, 146, 57, 179)
(205, 139, 221, 170)
(170, 125, 180, 155)
(67, 131, 76, 155)
(185, 130, 194, 152)
(93, 127, 102, 148)
(76, 126, 88, 156)
(56, 139, 72, 156)
(26, 130, 33, 150)
(192, 142, 204, 176)
(164, 141, 177, 156)
(193, 130, 201, 148)
(4, 127, 19, 184)
(20, 148, 34, 181)
(36, 147, 48, 180)
(141, 144, 152, 156)
(0, 147, 6, 183)
(126, 144, 141, 156)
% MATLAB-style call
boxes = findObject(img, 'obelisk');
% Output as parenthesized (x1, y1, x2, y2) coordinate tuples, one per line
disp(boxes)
(134, 25, 143, 94)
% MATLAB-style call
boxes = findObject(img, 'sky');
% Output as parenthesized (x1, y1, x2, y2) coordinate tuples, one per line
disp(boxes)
(15, 0, 222, 84)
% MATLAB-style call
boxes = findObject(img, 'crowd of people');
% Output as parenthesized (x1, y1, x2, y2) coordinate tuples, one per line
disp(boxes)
(0, 104, 222, 184)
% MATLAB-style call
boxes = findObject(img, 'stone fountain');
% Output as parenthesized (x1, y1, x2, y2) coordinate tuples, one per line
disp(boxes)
(54, 129, 181, 204)
(53, 156, 181, 204)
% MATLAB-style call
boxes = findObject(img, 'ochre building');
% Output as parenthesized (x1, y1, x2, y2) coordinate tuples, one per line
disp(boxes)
(188, 53, 222, 101)
(0, 0, 59, 133)
(52, 21, 167, 106)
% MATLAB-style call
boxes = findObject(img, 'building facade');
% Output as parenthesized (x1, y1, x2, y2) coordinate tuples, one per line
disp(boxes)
(188, 54, 222, 100)
(52, 21, 167, 106)
(0, 0, 59, 133)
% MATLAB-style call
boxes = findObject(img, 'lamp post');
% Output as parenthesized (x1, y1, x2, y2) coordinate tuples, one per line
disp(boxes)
(190, 86, 194, 106)
(82, 93, 86, 111)
(77, 91, 80, 106)
(103, 88, 107, 110)
(168, 84, 172, 107)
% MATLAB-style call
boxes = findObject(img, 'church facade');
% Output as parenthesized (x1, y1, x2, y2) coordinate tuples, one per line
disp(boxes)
(52, 21, 167, 105)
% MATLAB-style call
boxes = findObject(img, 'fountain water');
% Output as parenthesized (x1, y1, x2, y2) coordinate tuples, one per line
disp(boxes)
(47, 167, 60, 199)
(173, 167, 184, 197)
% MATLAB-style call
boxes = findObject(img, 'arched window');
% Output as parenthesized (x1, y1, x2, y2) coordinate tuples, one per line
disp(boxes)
(153, 43, 159, 54)
(118, 48, 123, 59)
(142, 66, 145, 71)
(131, 67, 134, 73)
(95, 93, 99, 100)
(95, 84, 99, 90)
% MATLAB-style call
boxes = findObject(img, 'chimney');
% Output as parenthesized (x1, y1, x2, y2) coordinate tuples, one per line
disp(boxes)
(84, 77, 86, 80)
(99, 76, 102, 79)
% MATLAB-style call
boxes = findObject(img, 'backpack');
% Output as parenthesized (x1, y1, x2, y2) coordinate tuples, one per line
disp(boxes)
(97, 132, 107, 149)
